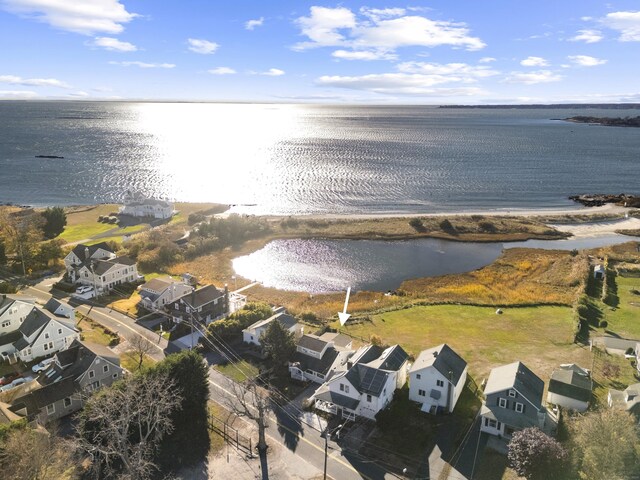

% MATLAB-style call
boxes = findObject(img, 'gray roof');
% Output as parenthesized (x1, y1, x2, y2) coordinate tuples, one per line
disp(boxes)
(319, 332, 352, 349)
(366, 345, 409, 372)
(548, 364, 592, 402)
(314, 384, 360, 411)
(18, 308, 51, 338)
(297, 334, 330, 353)
(480, 403, 540, 430)
(41, 340, 120, 386)
(601, 336, 640, 352)
(345, 364, 392, 396)
(43, 298, 72, 317)
(177, 285, 225, 309)
(292, 347, 340, 376)
(609, 383, 640, 413)
(246, 312, 298, 332)
(349, 345, 384, 366)
(10, 376, 77, 418)
(485, 362, 544, 408)
(91, 256, 135, 275)
(141, 277, 174, 293)
(70, 242, 113, 262)
(411, 344, 467, 387)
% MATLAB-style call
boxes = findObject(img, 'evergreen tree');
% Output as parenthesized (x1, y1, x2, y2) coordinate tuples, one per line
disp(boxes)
(41, 207, 67, 239)
(261, 319, 295, 379)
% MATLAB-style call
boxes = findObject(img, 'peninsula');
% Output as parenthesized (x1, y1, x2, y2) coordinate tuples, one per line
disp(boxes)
(564, 115, 640, 127)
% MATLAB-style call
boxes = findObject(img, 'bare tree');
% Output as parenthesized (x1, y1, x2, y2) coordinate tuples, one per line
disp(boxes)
(0, 425, 78, 480)
(74, 372, 180, 480)
(226, 379, 271, 480)
(127, 334, 156, 370)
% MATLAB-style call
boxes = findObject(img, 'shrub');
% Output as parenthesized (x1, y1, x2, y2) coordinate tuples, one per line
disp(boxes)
(478, 221, 497, 233)
(439, 218, 455, 233)
(599, 320, 608, 328)
(507, 427, 569, 479)
(408, 218, 424, 231)
(0, 282, 18, 294)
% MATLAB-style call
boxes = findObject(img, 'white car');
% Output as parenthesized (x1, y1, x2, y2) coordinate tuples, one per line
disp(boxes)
(32, 357, 55, 373)
(75, 285, 94, 294)
(0, 377, 26, 392)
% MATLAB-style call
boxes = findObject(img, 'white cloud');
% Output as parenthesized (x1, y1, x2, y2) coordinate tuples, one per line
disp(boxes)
(332, 49, 396, 61)
(0, 90, 39, 99)
(0, 0, 136, 35)
(208, 67, 236, 75)
(187, 38, 219, 54)
(0, 74, 70, 88)
(109, 61, 175, 68)
(396, 62, 499, 79)
(570, 29, 603, 43)
(478, 57, 496, 63)
(245, 17, 264, 30)
(317, 74, 484, 96)
(567, 55, 607, 66)
(90, 36, 137, 51)
(603, 11, 640, 41)
(520, 56, 549, 67)
(293, 6, 484, 55)
(503, 70, 563, 84)
(261, 68, 285, 76)
(316, 61, 497, 96)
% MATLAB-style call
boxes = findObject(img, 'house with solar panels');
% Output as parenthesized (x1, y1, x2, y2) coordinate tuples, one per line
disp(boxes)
(409, 344, 468, 414)
(312, 344, 409, 421)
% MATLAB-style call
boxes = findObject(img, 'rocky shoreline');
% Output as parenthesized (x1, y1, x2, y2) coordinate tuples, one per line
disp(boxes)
(569, 194, 640, 208)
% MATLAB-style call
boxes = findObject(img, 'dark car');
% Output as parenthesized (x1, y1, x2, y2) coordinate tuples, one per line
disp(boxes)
(0, 373, 20, 386)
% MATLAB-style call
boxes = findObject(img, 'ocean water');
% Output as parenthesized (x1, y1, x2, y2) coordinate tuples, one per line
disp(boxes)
(0, 101, 639, 214)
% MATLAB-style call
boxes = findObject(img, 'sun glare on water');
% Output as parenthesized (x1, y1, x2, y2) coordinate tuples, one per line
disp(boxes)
(130, 103, 305, 206)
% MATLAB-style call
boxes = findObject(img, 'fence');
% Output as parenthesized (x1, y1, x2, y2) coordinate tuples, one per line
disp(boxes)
(208, 413, 253, 456)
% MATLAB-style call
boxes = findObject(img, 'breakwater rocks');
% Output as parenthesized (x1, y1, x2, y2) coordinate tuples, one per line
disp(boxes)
(570, 194, 640, 208)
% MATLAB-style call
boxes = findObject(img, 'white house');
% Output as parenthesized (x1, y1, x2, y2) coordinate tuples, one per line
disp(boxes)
(313, 344, 409, 421)
(7, 340, 123, 422)
(242, 310, 301, 346)
(138, 277, 193, 312)
(480, 362, 553, 438)
(608, 383, 640, 416)
(64, 243, 115, 277)
(409, 344, 468, 414)
(120, 192, 174, 219)
(289, 332, 353, 384)
(43, 298, 74, 319)
(9, 307, 80, 363)
(0, 295, 37, 359)
(547, 364, 592, 412)
(593, 264, 605, 280)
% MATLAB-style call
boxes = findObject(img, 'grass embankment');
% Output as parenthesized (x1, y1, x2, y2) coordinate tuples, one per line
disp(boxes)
(401, 248, 589, 306)
(337, 304, 585, 383)
(213, 361, 259, 383)
(76, 315, 119, 346)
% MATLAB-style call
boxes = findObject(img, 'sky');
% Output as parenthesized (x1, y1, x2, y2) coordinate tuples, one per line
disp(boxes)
(1, 0, 640, 104)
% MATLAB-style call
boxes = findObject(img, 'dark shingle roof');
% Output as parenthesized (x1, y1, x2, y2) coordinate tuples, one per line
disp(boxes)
(366, 345, 409, 371)
(485, 362, 544, 408)
(10, 376, 77, 417)
(174, 285, 225, 309)
(297, 334, 329, 353)
(314, 385, 360, 411)
(292, 348, 339, 376)
(411, 344, 467, 387)
(18, 308, 51, 337)
(346, 364, 391, 396)
(548, 365, 592, 402)
(70, 242, 113, 262)
(91, 256, 135, 275)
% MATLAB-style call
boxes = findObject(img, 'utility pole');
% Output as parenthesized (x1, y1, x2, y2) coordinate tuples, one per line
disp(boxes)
(323, 424, 344, 480)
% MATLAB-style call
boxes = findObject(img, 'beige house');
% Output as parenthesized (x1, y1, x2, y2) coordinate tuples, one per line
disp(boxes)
(138, 277, 193, 312)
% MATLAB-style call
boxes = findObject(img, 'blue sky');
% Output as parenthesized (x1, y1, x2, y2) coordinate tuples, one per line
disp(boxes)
(1, 0, 640, 103)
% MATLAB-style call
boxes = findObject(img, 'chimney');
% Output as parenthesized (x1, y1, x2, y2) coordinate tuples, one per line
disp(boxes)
(84, 246, 90, 260)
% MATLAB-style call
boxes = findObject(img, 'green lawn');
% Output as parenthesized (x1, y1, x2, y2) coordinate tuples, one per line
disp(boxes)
(121, 351, 156, 372)
(214, 361, 259, 383)
(77, 317, 118, 346)
(59, 222, 114, 243)
(601, 274, 640, 339)
(338, 304, 589, 382)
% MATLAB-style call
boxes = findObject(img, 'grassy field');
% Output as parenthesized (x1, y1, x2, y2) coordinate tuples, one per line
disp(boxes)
(77, 316, 118, 346)
(120, 351, 156, 372)
(400, 248, 589, 306)
(337, 304, 588, 383)
(601, 274, 640, 339)
(213, 360, 259, 383)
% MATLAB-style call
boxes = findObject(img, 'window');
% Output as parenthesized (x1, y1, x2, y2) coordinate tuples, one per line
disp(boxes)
(508, 390, 516, 398)
(340, 383, 345, 392)
(44, 332, 50, 339)
(1, 320, 10, 328)
(436, 379, 444, 387)
(46, 404, 55, 415)
(418, 389, 426, 397)
(498, 397, 508, 408)
(112, 373, 119, 379)
(89, 370, 95, 379)
(64, 397, 72, 408)
(416, 374, 421, 380)
(515, 402, 524, 413)
(57, 328, 63, 335)
(103, 365, 109, 373)
(485, 418, 497, 428)
(367, 394, 372, 402)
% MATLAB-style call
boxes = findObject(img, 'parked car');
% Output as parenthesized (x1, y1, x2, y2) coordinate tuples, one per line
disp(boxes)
(0, 377, 26, 392)
(0, 373, 20, 386)
(32, 357, 55, 373)
(75, 285, 94, 294)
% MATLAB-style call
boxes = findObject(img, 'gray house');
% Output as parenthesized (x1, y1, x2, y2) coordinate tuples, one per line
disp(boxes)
(547, 364, 592, 412)
(480, 361, 552, 438)
(7, 340, 123, 422)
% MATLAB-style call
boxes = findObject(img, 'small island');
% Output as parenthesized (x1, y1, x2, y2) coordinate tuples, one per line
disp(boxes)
(564, 115, 640, 127)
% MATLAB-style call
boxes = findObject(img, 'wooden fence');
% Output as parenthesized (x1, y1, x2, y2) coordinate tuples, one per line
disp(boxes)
(208, 413, 253, 456)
